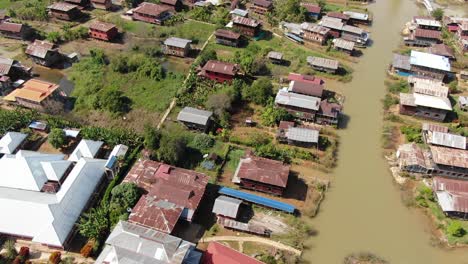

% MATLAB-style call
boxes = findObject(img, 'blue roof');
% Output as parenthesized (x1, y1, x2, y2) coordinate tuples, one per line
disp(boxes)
(105, 155, 117, 169)
(285, 33, 303, 43)
(218, 187, 295, 213)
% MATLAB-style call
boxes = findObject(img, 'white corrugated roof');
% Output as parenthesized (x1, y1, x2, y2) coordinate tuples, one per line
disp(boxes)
(435, 191, 454, 211)
(413, 93, 452, 111)
(286, 127, 319, 143)
(275, 88, 321, 111)
(68, 139, 103, 162)
(212, 195, 242, 218)
(429, 131, 466, 150)
(0, 132, 27, 154)
(410, 50, 451, 72)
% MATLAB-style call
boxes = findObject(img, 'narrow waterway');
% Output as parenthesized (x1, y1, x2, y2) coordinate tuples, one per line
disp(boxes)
(303, 1, 468, 263)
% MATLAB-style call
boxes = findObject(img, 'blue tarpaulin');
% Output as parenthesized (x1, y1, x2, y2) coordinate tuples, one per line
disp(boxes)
(218, 187, 295, 213)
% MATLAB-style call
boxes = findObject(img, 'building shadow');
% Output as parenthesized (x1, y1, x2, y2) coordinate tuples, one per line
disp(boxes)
(282, 172, 308, 201)
(338, 113, 351, 129)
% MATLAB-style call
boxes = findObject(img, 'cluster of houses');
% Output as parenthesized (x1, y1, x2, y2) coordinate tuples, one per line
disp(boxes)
(280, 8, 371, 56)
(396, 123, 468, 219)
(443, 16, 468, 53)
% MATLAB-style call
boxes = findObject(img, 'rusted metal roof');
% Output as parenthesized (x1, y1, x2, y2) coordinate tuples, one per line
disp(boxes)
(25, 40, 56, 59)
(253, 0, 272, 8)
(302, 3, 321, 13)
(414, 28, 441, 39)
(202, 60, 239, 76)
(301, 23, 330, 35)
(0, 22, 23, 33)
(160, 0, 178, 5)
(0, 57, 13, 76)
(288, 80, 323, 97)
(433, 177, 468, 213)
(392, 53, 411, 71)
(232, 16, 260, 27)
(430, 146, 468, 169)
(397, 143, 434, 169)
(428, 43, 455, 59)
(89, 21, 116, 32)
(134, 2, 170, 16)
(319, 99, 342, 118)
(426, 131, 466, 150)
(215, 29, 241, 40)
(48, 2, 78, 12)
(422, 123, 449, 133)
(233, 155, 290, 188)
(326, 12, 349, 21)
(412, 77, 448, 98)
(333, 38, 355, 51)
(204, 242, 263, 264)
(307, 56, 339, 70)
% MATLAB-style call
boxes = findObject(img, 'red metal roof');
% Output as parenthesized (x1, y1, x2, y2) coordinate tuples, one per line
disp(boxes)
(287, 72, 324, 85)
(215, 29, 241, 40)
(89, 21, 116, 32)
(202, 60, 239, 76)
(232, 16, 260, 27)
(0, 22, 23, 33)
(278, 121, 294, 130)
(302, 3, 321, 13)
(319, 99, 342, 117)
(134, 2, 170, 16)
(203, 242, 263, 264)
(237, 155, 290, 188)
(414, 28, 441, 39)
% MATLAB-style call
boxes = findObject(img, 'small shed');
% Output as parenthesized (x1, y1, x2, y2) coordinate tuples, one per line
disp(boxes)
(333, 38, 355, 55)
(177, 107, 213, 132)
(163, 37, 192, 57)
(63, 128, 80, 138)
(306, 56, 339, 73)
(267, 51, 284, 64)
(212, 195, 242, 219)
(459, 96, 467, 111)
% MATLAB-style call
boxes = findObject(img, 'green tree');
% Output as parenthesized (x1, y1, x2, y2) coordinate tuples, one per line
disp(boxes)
(46, 31, 61, 43)
(274, 0, 306, 23)
(260, 103, 293, 126)
(157, 135, 187, 165)
(96, 89, 131, 115)
(110, 183, 141, 210)
(191, 134, 215, 151)
(431, 8, 444, 21)
(143, 125, 161, 150)
(78, 206, 109, 240)
(48, 128, 66, 149)
(317, 0, 326, 9)
(242, 77, 273, 105)
(446, 221, 466, 237)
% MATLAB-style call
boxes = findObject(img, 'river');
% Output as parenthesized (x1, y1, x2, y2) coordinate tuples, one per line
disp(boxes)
(302, 1, 468, 263)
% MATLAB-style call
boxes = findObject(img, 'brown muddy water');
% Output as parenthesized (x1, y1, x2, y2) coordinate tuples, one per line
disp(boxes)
(302, 1, 468, 263)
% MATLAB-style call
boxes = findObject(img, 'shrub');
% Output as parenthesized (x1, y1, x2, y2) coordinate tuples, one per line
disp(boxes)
(49, 251, 61, 264)
(78, 206, 109, 241)
(260, 102, 293, 126)
(400, 126, 422, 143)
(143, 125, 161, 151)
(157, 135, 187, 166)
(4, 239, 17, 260)
(48, 128, 66, 149)
(191, 134, 215, 151)
(95, 89, 131, 115)
(242, 78, 273, 106)
(254, 143, 290, 163)
(446, 221, 466, 238)
(382, 94, 399, 110)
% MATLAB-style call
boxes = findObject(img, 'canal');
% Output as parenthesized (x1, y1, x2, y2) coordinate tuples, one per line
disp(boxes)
(302, 0, 468, 263)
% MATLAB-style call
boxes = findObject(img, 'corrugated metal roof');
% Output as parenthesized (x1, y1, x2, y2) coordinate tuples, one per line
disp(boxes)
(433, 177, 468, 213)
(68, 139, 103, 162)
(333, 38, 355, 51)
(232, 16, 260, 27)
(267, 51, 283, 60)
(427, 131, 466, 149)
(342, 25, 364, 35)
(164, 37, 192, 48)
(422, 123, 449, 133)
(413, 93, 452, 111)
(343, 11, 369, 20)
(205, 242, 263, 264)
(319, 16, 344, 30)
(0, 57, 13, 76)
(218, 187, 295, 213)
(288, 80, 323, 97)
(177, 106, 212, 125)
(307, 56, 339, 70)
(0, 132, 27, 155)
(134, 2, 170, 16)
(430, 146, 468, 169)
(392, 53, 411, 71)
(414, 17, 441, 28)
(410, 50, 451, 72)
(412, 77, 448, 97)
(275, 89, 321, 111)
(234, 155, 290, 188)
(286, 127, 319, 143)
(212, 195, 242, 218)
(89, 21, 116, 32)
(201, 60, 239, 76)
(48, 2, 78, 12)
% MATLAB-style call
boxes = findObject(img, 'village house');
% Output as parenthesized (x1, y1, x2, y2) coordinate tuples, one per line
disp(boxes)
(393, 51, 451, 81)
(232, 16, 261, 37)
(0, 132, 27, 156)
(249, 0, 272, 15)
(177, 106, 213, 132)
(333, 38, 355, 55)
(428, 43, 456, 61)
(343, 11, 372, 25)
(95, 221, 202, 264)
(204, 242, 263, 264)
(302, 23, 330, 45)
(459, 96, 467, 111)
(25, 40, 61, 67)
(214, 29, 241, 47)
(64, 0, 88, 8)
(288, 72, 324, 85)
(341, 25, 369, 46)
(287, 79, 323, 98)
(163, 37, 192, 57)
(316, 99, 342, 126)
(48, 2, 82, 21)
(160, 0, 183, 12)
(91, 0, 112, 10)
(326, 12, 349, 24)
(4, 79, 63, 112)
(198, 60, 240, 83)
(275, 88, 321, 121)
(457, 22, 468, 53)
(276, 121, 319, 148)
(433, 177, 468, 219)
(0, 57, 29, 94)
(0, 22, 28, 40)
(319, 16, 344, 38)
(302, 3, 321, 20)
(423, 130, 466, 150)
(399, 92, 452, 121)
(405, 28, 442, 47)
(396, 143, 468, 179)
(307, 56, 339, 73)
(123, 160, 208, 234)
(232, 154, 290, 196)
(0, 139, 106, 248)
(413, 16, 442, 31)
(132, 2, 172, 25)
(266, 51, 284, 64)
(89, 21, 118, 41)
(443, 16, 468, 32)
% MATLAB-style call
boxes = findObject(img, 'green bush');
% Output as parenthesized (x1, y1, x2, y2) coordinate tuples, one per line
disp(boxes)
(400, 126, 422, 143)
(190, 134, 215, 151)
(242, 78, 273, 106)
(109, 183, 142, 225)
(48, 128, 66, 149)
(78, 206, 109, 241)
(260, 102, 293, 127)
(446, 221, 466, 238)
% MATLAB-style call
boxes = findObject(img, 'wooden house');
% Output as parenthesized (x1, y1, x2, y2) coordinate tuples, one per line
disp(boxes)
(405, 28, 441, 47)
(48, 2, 82, 21)
(274, 88, 321, 121)
(319, 16, 344, 39)
(91, 0, 112, 10)
(306, 56, 339, 74)
(3, 79, 63, 112)
(413, 16, 442, 31)
(160, 0, 183, 12)
(428, 44, 456, 61)
(89, 21, 118, 41)
(267, 51, 284, 64)
(316, 99, 342, 126)
(0, 22, 28, 40)
(302, 3, 321, 20)
(249, 0, 272, 15)
(399, 92, 452, 121)
(163, 37, 192, 57)
(457, 22, 468, 53)
(287, 80, 323, 98)
(343, 11, 372, 25)
(132, 2, 171, 25)
(198, 60, 239, 83)
(233, 155, 290, 196)
(232, 16, 261, 37)
(433, 177, 468, 220)
(214, 29, 241, 47)
(341, 25, 369, 47)
(333, 38, 355, 55)
(25, 40, 61, 67)
(177, 107, 213, 132)
(302, 23, 330, 45)
(409, 51, 451, 81)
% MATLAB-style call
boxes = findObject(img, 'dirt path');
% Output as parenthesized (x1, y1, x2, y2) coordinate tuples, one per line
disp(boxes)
(199, 236, 302, 256)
